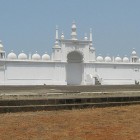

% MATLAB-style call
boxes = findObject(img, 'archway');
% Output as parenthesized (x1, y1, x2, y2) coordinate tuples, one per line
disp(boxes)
(67, 51, 83, 85)
(67, 51, 83, 63)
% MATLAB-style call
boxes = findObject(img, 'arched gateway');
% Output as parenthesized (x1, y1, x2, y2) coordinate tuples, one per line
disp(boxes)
(67, 51, 83, 85)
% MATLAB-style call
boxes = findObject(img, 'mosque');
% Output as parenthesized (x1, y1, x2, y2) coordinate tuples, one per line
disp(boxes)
(0, 22, 140, 85)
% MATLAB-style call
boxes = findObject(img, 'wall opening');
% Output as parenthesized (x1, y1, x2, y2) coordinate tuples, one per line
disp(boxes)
(67, 51, 83, 85)
(67, 51, 83, 63)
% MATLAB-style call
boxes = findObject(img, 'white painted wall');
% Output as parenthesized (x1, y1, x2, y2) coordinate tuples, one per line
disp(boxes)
(2, 60, 67, 85)
(83, 62, 140, 85)
(1, 60, 140, 85)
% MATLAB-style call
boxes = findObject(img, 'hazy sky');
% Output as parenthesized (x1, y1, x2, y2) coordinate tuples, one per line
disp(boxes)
(0, 0, 140, 57)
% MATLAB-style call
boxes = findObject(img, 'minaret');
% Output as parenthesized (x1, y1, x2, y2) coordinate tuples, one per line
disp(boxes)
(0, 40, 3, 51)
(52, 26, 61, 61)
(89, 28, 95, 61)
(71, 21, 77, 40)
(54, 25, 60, 48)
(0, 41, 5, 59)
(55, 25, 59, 40)
(90, 28, 92, 42)
(89, 28, 94, 48)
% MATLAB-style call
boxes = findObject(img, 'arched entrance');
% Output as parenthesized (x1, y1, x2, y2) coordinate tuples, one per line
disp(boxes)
(67, 51, 83, 85)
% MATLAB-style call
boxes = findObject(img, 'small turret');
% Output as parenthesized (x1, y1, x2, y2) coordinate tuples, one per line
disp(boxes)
(131, 48, 138, 63)
(61, 32, 64, 40)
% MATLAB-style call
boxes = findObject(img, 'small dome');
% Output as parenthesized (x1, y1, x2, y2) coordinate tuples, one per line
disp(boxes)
(115, 55, 122, 62)
(105, 56, 112, 62)
(0, 41, 4, 51)
(123, 56, 129, 63)
(7, 51, 17, 59)
(132, 48, 137, 56)
(71, 22, 76, 30)
(61, 32, 64, 39)
(96, 55, 104, 62)
(84, 33, 88, 40)
(18, 51, 27, 60)
(32, 52, 41, 60)
(84, 36, 88, 40)
(42, 53, 50, 60)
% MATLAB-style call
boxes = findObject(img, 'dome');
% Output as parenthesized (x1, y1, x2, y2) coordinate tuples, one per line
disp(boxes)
(115, 56, 122, 62)
(18, 51, 27, 60)
(61, 32, 64, 39)
(42, 53, 50, 60)
(32, 52, 41, 60)
(132, 48, 137, 56)
(105, 56, 112, 62)
(84, 33, 88, 40)
(96, 55, 104, 62)
(123, 56, 129, 63)
(7, 51, 17, 59)
(139, 58, 140, 62)
(71, 22, 76, 30)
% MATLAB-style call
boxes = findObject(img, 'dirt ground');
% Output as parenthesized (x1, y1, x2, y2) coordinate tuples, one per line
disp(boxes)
(0, 105, 140, 140)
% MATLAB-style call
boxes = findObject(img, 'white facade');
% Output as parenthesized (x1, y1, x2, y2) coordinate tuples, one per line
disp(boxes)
(0, 23, 140, 85)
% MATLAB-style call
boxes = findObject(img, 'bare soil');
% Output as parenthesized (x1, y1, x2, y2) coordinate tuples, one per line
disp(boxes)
(0, 105, 140, 140)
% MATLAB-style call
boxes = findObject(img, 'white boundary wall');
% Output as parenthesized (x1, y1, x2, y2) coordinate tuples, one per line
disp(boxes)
(0, 60, 140, 85)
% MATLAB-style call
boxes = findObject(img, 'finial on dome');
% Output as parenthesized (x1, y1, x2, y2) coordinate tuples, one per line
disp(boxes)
(71, 21, 77, 40)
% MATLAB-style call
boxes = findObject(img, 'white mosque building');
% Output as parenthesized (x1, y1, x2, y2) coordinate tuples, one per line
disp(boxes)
(0, 22, 140, 85)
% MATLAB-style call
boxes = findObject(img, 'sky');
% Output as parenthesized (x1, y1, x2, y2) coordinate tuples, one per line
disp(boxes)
(0, 0, 140, 57)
